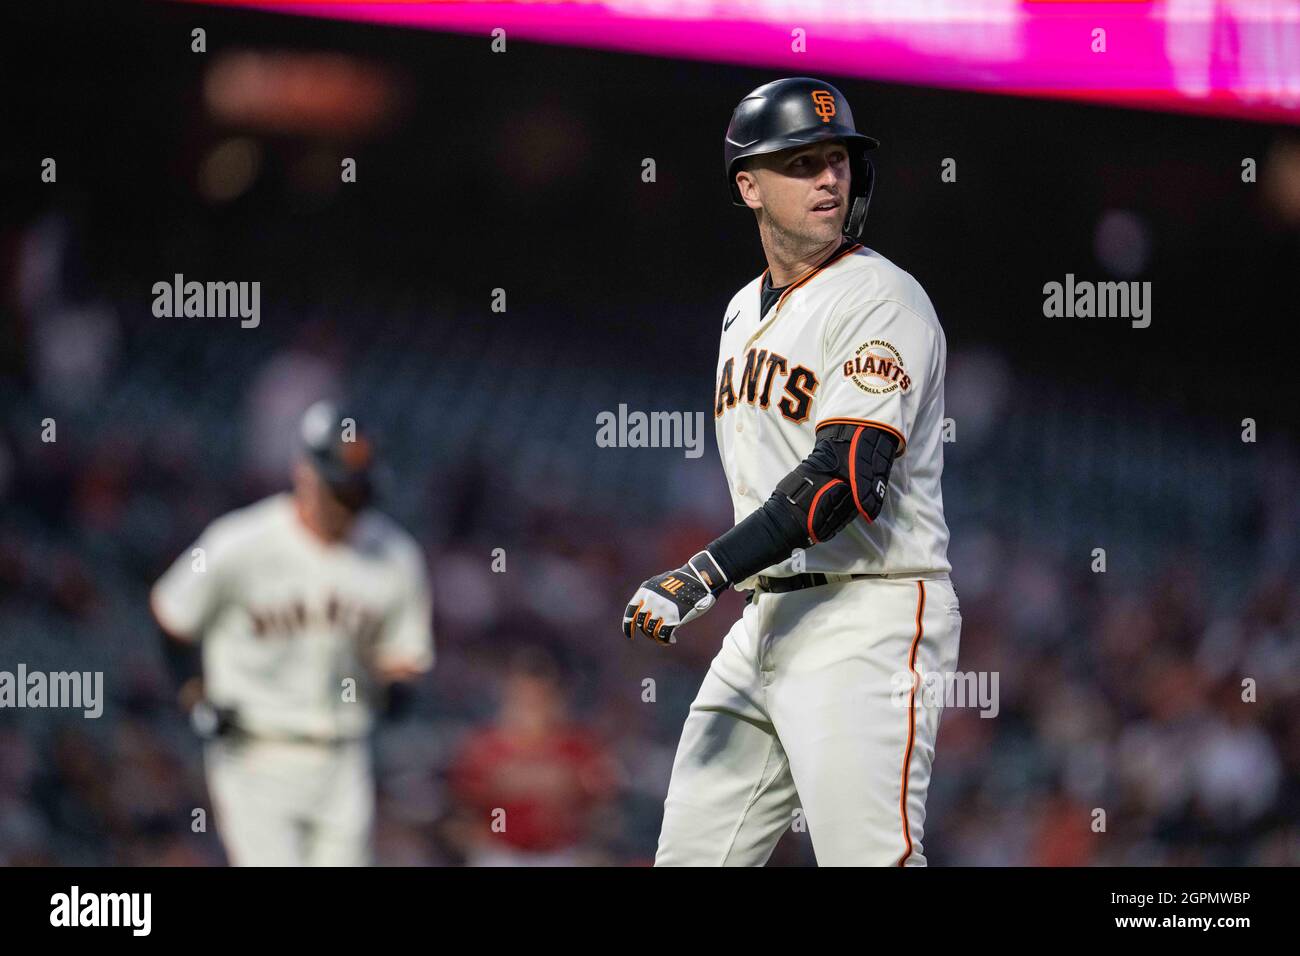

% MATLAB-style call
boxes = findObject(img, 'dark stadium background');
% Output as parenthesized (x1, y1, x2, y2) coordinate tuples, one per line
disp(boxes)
(1, 2, 1297, 865)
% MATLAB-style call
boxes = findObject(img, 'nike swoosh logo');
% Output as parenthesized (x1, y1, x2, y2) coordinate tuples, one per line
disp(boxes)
(723, 310, 740, 331)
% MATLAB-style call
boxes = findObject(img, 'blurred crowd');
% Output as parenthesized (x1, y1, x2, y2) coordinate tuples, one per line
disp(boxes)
(1, 214, 1297, 867)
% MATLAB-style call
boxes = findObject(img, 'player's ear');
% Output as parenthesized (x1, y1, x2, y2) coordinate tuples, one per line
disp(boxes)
(735, 167, 763, 210)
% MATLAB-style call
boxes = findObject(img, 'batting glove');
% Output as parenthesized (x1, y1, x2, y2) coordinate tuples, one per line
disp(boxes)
(623, 551, 729, 645)
(190, 699, 241, 740)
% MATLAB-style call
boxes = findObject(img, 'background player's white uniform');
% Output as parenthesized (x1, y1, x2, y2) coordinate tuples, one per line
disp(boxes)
(656, 242, 961, 866)
(151, 492, 434, 866)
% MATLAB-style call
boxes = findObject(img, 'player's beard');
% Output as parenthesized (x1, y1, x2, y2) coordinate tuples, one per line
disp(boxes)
(760, 204, 845, 270)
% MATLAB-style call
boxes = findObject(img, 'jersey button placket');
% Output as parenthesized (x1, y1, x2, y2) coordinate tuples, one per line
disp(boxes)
(735, 405, 751, 497)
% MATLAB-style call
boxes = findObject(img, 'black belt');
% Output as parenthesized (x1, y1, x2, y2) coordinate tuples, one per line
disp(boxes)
(215, 726, 362, 748)
(755, 572, 877, 594)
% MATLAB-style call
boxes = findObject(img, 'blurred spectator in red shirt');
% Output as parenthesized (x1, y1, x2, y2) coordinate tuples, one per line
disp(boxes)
(446, 647, 619, 866)
(1032, 791, 1098, 867)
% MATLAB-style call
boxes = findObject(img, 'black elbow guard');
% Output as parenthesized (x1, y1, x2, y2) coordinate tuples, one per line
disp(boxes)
(707, 422, 902, 584)
(770, 422, 900, 545)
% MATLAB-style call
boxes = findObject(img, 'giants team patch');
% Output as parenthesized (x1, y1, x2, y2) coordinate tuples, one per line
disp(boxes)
(843, 340, 911, 394)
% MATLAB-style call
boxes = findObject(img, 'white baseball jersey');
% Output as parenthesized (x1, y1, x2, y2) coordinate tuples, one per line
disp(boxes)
(151, 493, 434, 741)
(713, 241, 952, 588)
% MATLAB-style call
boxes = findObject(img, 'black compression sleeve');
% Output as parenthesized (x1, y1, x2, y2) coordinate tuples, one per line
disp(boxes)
(707, 431, 844, 583)
(705, 423, 900, 586)
(707, 499, 806, 585)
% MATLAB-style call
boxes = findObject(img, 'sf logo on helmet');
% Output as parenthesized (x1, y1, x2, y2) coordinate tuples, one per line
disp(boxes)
(811, 90, 836, 123)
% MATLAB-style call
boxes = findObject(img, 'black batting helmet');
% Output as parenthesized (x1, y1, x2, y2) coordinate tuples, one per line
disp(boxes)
(299, 399, 375, 511)
(724, 77, 879, 240)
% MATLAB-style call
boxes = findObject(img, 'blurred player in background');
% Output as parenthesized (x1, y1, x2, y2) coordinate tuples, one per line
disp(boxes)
(446, 648, 620, 866)
(149, 400, 434, 866)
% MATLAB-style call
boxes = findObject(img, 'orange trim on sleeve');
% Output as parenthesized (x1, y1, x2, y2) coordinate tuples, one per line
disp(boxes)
(847, 425, 874, 525)
(897, 581, 925, 867)
(816, 417, 907, 456)
(805, 478, 845, 544)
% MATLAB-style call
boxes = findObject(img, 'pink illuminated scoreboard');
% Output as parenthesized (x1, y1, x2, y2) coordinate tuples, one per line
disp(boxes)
(184, 0, 1300, 125)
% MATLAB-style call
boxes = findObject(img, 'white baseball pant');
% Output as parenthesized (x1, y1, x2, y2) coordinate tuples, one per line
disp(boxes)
(205, 736, 375, 867)
(655, 573, 961, 866)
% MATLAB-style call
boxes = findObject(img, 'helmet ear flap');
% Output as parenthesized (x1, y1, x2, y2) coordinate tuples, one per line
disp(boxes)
(844, 157, 875, 241)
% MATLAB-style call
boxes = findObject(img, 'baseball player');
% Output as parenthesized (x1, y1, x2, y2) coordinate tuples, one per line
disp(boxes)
(151, 400, 434, 866)
(623, 77, 961, 866)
